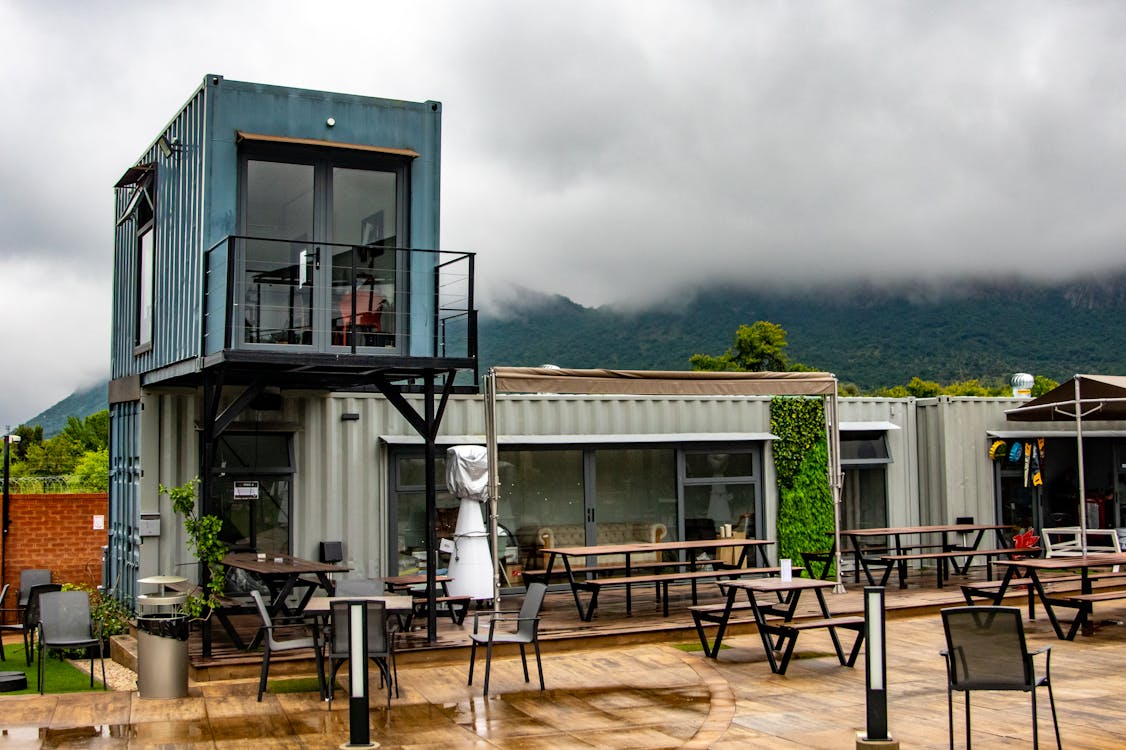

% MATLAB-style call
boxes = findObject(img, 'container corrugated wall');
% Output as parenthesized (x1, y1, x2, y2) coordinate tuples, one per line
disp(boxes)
(111, 80, 208, 379)
(140, 391, 781, 584)
(108, 402, 142, 601)
(916, 396, 1021, 526)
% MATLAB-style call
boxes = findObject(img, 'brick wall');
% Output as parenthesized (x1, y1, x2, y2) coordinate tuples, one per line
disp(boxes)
(2, 493, 108, 596)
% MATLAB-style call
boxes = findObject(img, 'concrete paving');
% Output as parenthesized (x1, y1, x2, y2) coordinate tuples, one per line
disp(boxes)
(2, 607, 1126, 748)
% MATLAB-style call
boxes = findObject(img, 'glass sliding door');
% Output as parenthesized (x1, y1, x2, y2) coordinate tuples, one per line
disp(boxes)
(208, 432, 294, 555)
(241, 160, 315, 346)
(593, 448, 677, 544)
(331, 167, 400, 350)
(239, 148, 408, 353)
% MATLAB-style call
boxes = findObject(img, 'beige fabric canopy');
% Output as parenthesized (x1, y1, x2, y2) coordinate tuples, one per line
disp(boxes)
(484, 367, 844, 603)
(490, 366, 838, 397)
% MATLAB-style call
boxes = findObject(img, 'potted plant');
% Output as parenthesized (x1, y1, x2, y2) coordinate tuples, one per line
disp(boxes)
(60, 583, 132, 656)
(162, 478, 228, 618)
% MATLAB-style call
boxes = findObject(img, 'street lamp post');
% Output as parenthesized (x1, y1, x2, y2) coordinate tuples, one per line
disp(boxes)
(2, 432, 21, 588)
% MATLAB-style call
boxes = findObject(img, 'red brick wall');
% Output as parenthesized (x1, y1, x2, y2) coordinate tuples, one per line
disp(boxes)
(2, 493, 108, 596)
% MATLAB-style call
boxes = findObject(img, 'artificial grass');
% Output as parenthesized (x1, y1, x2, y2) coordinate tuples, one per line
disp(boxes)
(267, 676, 322, 694)
(672, 642, 728, 652)
(0, 642, 107, 695)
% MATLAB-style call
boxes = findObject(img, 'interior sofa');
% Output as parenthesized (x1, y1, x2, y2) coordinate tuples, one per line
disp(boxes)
(519, 521, 668, 568)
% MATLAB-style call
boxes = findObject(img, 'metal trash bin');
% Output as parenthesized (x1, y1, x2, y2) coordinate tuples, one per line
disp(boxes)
(136, 576, 190, 700)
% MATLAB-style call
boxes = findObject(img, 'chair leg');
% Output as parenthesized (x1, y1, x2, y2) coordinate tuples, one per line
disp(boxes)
(467, 641, 477, 686)
(1044, 681, 1061, 750)
(1031, 688, 1039, 750)
(533, 639, 544, 691)
(257, 646, 271, 701)
(37, 646, 44, 695)
(518, 643, 529, 683)
(964, 692, 972, 749)
(483, 640, 494, 696)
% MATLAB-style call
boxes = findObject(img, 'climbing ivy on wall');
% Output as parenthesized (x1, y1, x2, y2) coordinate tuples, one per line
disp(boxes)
(770, 397, 834, 567)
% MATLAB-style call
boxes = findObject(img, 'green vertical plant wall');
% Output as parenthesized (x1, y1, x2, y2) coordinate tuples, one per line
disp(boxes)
(770, 397, 834, 570)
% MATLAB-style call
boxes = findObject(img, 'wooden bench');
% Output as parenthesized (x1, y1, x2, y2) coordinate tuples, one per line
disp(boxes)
(879, 547, 1040, 589)
(521, 560, 686, 585)
(408, 594, 472, 626)
(1061, 587, 1126, 639)
(576, 566, 795, 620)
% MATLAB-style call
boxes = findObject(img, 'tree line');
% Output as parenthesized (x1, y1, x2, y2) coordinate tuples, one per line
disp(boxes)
(4, 411, 109, 493)
(691, 321, 1059, 397)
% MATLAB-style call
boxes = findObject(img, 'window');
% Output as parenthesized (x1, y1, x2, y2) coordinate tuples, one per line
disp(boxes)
(840, 431, 892, 531)
(137, 225, 153, 349)
(116, 167, 156, 352)
(682, 450, 760, 539)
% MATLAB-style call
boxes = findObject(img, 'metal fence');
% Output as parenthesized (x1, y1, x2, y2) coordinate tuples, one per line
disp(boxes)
(2, 476, 94, 494)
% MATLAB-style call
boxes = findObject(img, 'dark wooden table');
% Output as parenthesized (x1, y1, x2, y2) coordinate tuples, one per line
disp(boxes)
(224, 552, 349, 618)
(541, 538, 774, 619)
(992, 552, 1126, 640)
(836, 524, 1012, 588)
(693, 577, 865, 674)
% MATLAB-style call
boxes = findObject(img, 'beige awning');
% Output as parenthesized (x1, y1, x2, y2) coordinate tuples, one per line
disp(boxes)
(490, 367, 837, 397)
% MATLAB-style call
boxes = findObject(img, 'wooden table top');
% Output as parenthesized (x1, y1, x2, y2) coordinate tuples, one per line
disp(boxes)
(543, 537, 772, 557)
(223, 552, 350, 576)
(994, 552, 1126, 570)
(721, 577, 835, 594)
(381, 574, 452, 589)
(304, 594, 414, 613)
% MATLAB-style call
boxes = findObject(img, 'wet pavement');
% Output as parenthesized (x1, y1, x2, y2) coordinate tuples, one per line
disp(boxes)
(3, 609, 1126, 748)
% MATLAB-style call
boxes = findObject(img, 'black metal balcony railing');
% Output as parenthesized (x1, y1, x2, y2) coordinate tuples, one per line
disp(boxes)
(203, 235, 476, 363)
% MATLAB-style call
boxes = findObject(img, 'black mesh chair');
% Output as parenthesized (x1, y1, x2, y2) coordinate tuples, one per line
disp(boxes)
(0, 584, 22, 660)
(37, 590, 106, 695)
(23, 583, 62, 666)
(325, 599, 395, 710)
(940, 606, 1060, 749)
(249, 589, 324, 701)
(17, 569, 51, 619)
(467, 582, 546, 696)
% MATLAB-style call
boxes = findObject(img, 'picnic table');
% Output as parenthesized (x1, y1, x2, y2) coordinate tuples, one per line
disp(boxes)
(987, 553, 1126, 640)
(540, 538, 775, 620)
(224, 552, 349, 618)
(835, 523, 1015, 588)
(381, 574, 472, 626)
(690, 577, 865, 674)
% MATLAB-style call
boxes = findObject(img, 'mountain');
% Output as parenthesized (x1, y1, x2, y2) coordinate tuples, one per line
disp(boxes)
(24, 381, 108, 437)
(479, 273, 1126, 389)
(19, 273, 1126, 429)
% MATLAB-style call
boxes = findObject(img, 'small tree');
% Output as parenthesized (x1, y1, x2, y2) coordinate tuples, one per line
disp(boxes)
(691, 321, 799, 372)
(163, 479, 227, 618)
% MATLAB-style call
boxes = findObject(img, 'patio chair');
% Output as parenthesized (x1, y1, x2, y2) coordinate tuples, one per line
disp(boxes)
(36, 590, 106, 695)
(328, 578, 403, 688)
(17, 569, 51, 615)
(467, 582, 546, 696)
(0, 584, 23, 660)
(325, 599, 395, 710)
(23, 583, 62, 666)
(249, 589, 324, 702)
(940, 605, 1060, 749)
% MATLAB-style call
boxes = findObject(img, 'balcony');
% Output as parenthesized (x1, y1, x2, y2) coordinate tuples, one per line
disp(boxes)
(203, 236, 477, 387)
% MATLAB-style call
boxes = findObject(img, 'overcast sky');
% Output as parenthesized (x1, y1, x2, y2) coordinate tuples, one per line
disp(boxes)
(1, 0, 1125, 429)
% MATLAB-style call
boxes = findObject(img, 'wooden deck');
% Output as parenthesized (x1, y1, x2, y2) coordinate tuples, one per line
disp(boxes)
(120, 562, 1124, 682)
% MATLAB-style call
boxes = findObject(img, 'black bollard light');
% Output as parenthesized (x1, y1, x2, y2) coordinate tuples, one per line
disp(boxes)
(857, 586, 899, 749)
(343, 601, 378, 749)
